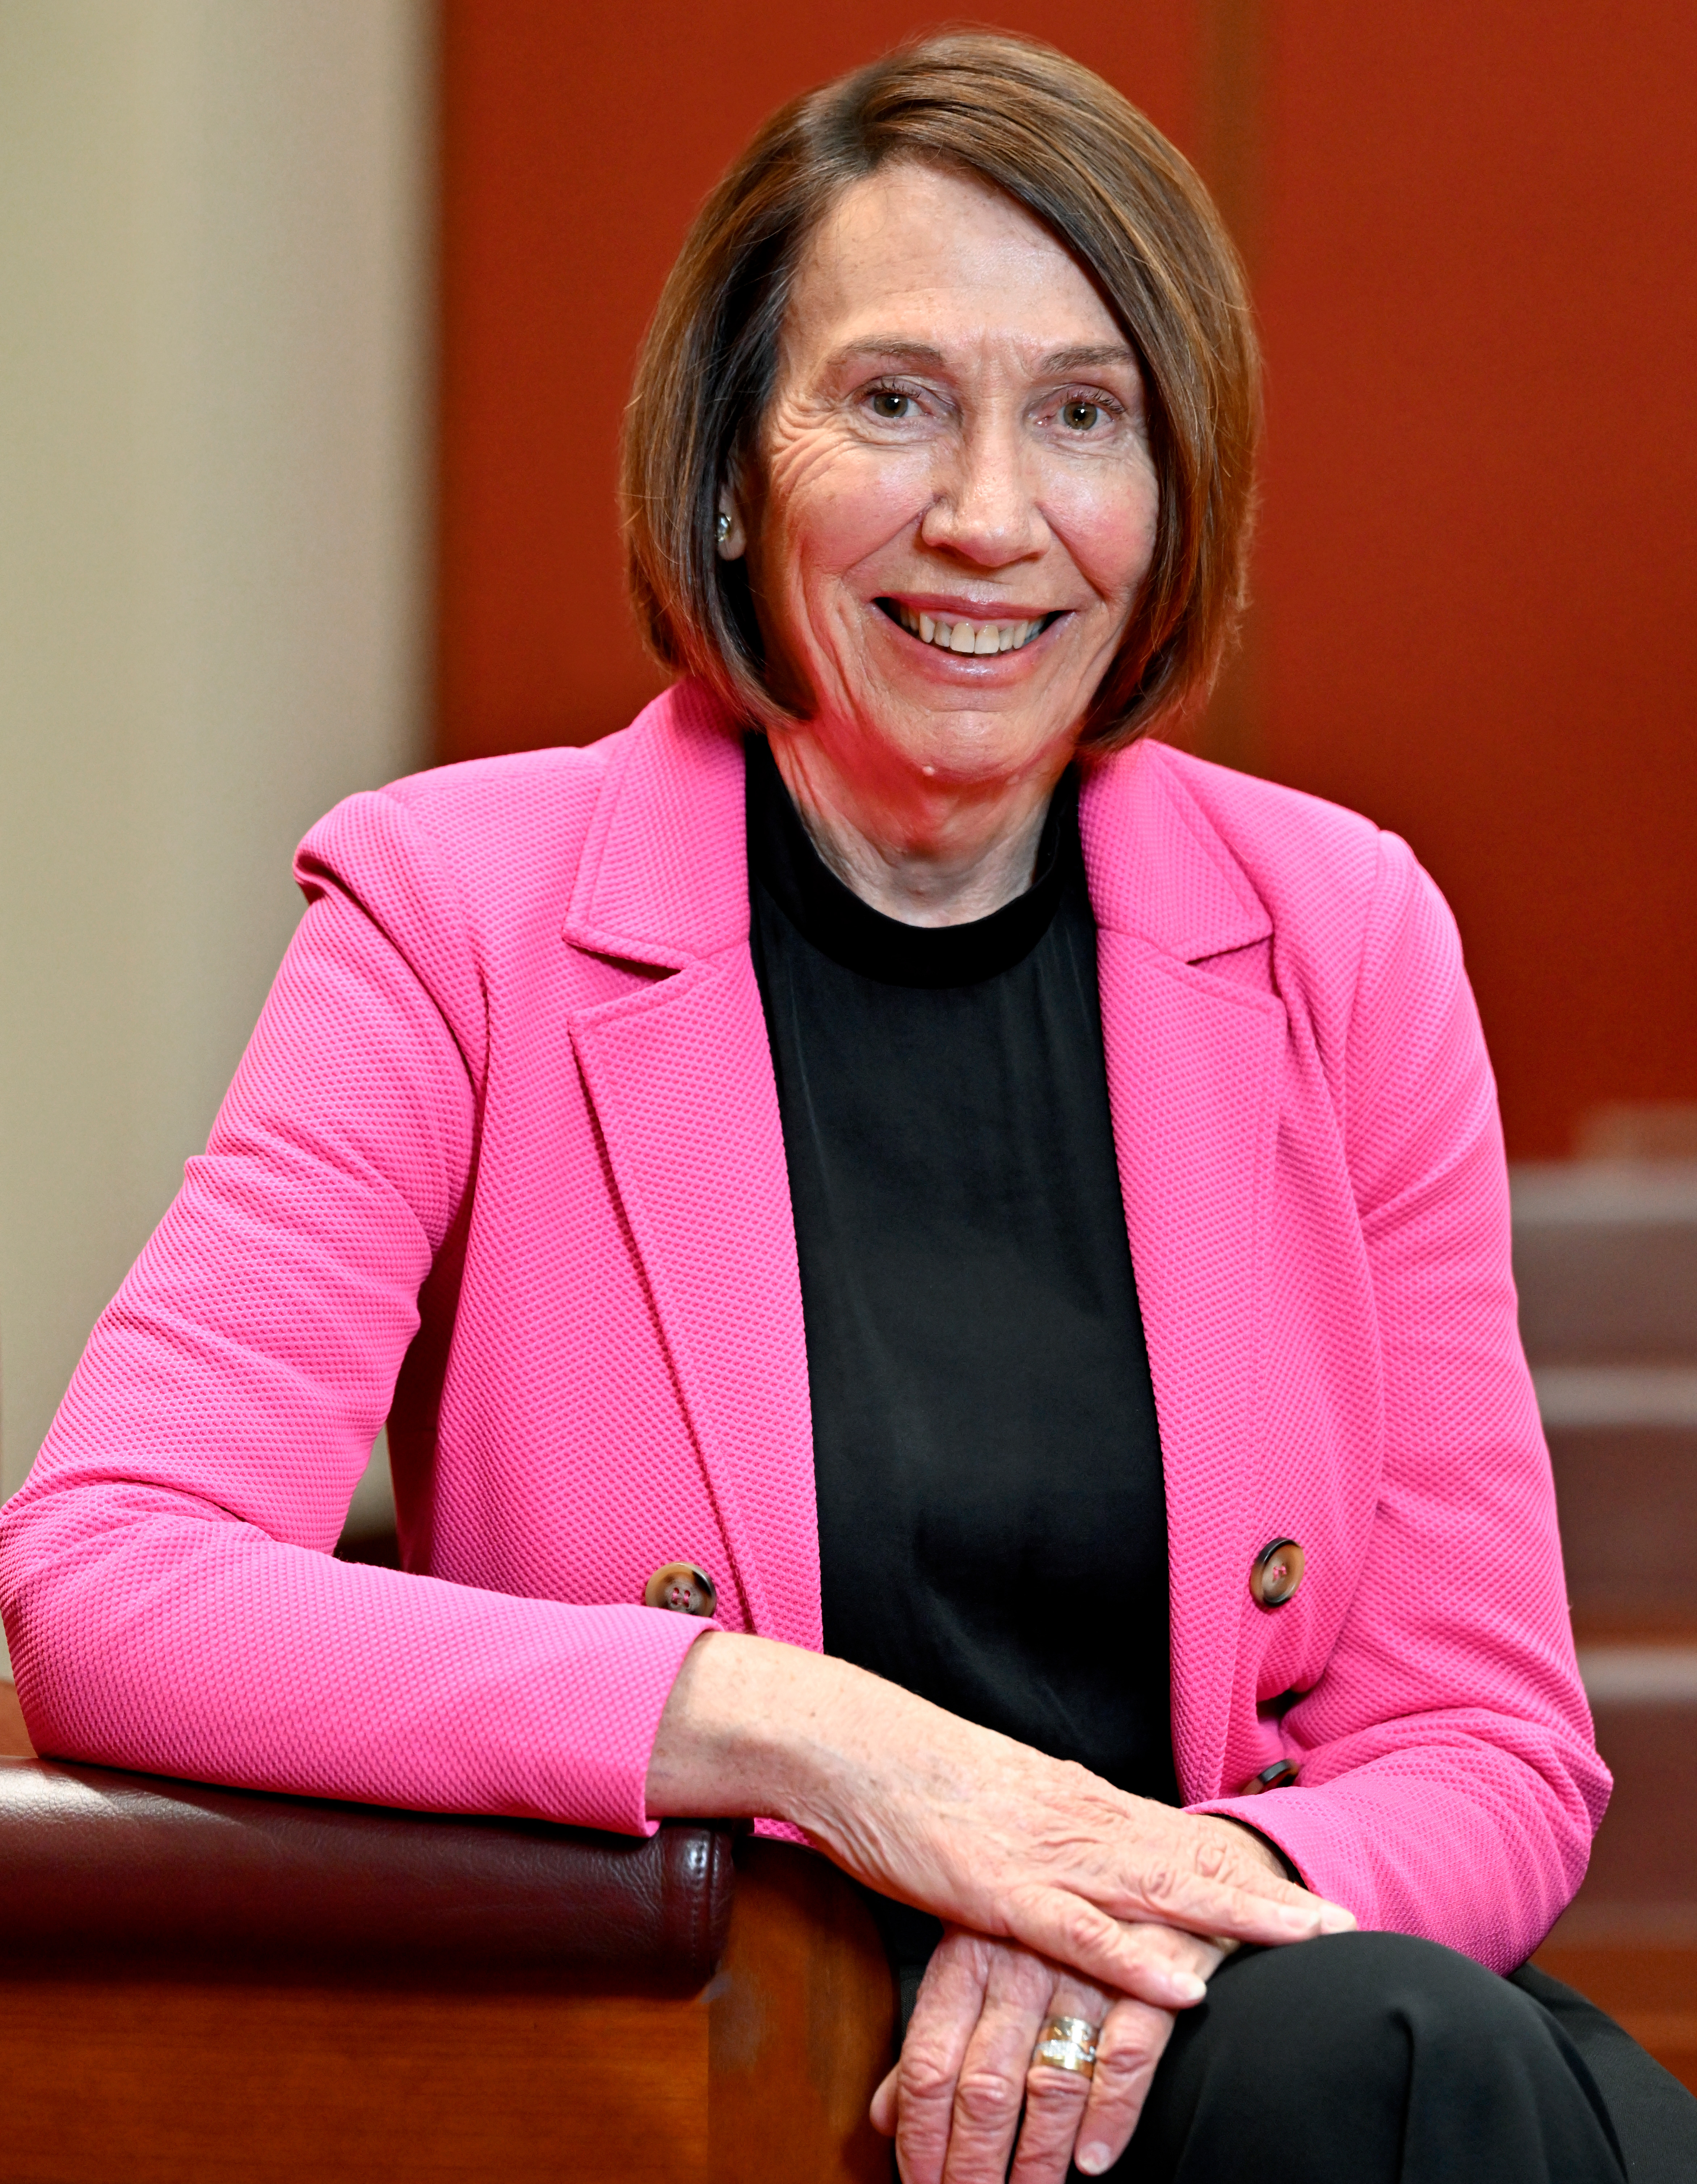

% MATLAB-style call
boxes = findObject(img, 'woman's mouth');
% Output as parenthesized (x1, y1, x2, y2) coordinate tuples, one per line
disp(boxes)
(880, 600, 1061, 656)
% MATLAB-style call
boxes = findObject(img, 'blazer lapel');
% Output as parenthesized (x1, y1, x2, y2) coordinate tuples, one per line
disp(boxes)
(563, 687, 820, 1649)
(1084, 746, 1284, 1802)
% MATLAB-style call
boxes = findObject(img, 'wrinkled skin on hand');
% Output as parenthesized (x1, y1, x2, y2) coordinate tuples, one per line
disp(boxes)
(784, 1688, 1345, 2010)
(872, 1925, 1229, 2183)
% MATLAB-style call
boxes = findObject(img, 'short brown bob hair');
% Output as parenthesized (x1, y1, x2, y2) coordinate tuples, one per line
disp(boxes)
(621, 31, 1259, 751)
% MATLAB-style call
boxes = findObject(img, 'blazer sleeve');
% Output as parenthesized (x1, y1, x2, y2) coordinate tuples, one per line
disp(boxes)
(1195, 832, 1610, 1970)
(0, 788, 706, 1832)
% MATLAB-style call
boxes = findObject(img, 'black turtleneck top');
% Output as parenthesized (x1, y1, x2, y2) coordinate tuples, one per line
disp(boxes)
(745, 735, 1179, 1813)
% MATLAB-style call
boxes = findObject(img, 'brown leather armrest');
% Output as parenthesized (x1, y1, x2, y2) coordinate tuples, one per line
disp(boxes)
(0, 1755, 734, 1987)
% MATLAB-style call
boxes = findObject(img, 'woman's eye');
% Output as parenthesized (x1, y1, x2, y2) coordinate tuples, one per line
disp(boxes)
(1061, 400, 1103, 432)
(868, 389, 913, 419)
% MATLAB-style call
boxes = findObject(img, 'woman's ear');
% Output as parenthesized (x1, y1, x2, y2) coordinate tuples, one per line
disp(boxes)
(715, 488, 747, 561)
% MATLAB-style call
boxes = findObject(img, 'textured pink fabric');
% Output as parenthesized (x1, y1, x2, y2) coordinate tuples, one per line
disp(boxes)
(0, 679, 1606, 1965)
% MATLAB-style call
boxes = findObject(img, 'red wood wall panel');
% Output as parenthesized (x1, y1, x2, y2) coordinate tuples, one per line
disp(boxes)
(1252, 1, 1697, 1152)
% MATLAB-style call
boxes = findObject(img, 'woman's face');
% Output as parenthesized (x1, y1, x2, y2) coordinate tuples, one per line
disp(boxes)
(732, 159, 1160, 792)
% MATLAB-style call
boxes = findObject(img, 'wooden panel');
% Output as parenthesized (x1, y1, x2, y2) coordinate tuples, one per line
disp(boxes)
(0, 1680, 31, 1757)
(1254, 0, 1697, 1154)
(0, 1978, 707, 2184)
(1578, 1705, 1697, 1913)
(1550, 1433, 1697, 1634)
(711, 1838, 895, 2183)
(0, 1695, 897, 2178)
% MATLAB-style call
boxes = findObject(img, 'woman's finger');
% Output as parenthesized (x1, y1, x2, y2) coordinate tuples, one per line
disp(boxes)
(1112, 1855, 1353, 1950)
(889, 1933, 1002, 2184)
(1102, 1814, 1353, 1945)
(1010, 1930, 1217, 2183)
(935, 1948, 1084, 2184)
(1005, 1977, 1112, 2184)
(998, 1883, 1240, 2004)
(1068, 1993, 1180, 2175)
(881, 1928, 1223, 2184)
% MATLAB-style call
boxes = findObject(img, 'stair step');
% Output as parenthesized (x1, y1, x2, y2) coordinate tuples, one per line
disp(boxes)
(1511, 1162, 1697, 1362)
(1535, 1366, 1697, 1426)
(1578, 1646, 1697, 1702)
(1563, 1700, 1697, 1916)
(1549, 1426, 1697, 1633)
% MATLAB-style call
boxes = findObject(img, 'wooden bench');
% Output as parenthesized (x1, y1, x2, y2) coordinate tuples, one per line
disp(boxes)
(0, 1689, 894, 2182)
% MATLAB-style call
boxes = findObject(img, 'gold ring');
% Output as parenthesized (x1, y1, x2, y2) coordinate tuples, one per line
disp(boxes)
(1032, 2014, 1100, 2077)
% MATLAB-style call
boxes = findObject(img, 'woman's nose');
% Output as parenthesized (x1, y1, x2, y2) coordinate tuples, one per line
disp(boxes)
(918, 420, 1041, 567)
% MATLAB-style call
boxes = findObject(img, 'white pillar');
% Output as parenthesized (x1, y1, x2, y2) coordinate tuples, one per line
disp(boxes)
(0, 1, 434, 1506)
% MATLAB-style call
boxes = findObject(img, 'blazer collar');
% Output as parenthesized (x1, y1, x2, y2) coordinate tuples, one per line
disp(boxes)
(1080, 740, 1271, 963)
(565, 683, 1272, 971)
(563, 681, 751, 966)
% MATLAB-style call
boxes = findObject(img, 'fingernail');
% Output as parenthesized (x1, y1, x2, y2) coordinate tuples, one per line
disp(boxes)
(1170, 1971, 1207, 2003)
(1076, 2148, 1112, 2176)
(1277, 1904, 1317, 1933)
(1319, 1905, 1357, 1934)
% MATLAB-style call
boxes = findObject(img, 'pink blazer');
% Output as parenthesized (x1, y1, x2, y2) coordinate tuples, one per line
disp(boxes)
(0, 681, 1607, 1971)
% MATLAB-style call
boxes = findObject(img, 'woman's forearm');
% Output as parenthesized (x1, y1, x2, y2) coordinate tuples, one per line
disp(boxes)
(647, 1628, 1113, 1864)
(648, 1630, 1282, 1878)
(644, 1629, 918, 1832)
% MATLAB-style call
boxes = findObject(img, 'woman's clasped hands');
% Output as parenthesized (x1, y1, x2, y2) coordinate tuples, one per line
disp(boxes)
(855, 1793, 1323, 2183)
(647, 1636, 1357, 2184)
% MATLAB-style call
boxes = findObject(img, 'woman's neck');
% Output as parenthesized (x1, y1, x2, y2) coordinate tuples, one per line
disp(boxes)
(765, 728, 1074, 928)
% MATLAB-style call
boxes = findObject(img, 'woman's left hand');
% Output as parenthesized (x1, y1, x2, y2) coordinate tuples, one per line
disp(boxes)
(871, 1924, 1227, 2183)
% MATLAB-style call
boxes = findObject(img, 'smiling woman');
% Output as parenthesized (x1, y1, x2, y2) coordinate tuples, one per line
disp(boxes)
(719, 161, 1162, 927)
(623, 40, 1254, 764)
(3, 29, 1694, 2184)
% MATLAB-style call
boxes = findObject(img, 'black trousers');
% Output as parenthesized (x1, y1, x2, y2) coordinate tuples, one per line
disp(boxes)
(1100, 1933, 1697, 2181)
(882, 1924, 1697, 2182)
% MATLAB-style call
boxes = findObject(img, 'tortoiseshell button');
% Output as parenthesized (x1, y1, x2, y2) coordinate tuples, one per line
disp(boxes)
(1250, 1539, 1304, 1609)
(644, 1562, 717, 1618)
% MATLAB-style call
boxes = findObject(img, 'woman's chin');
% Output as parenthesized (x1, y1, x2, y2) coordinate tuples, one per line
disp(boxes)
(839, 697, 1078, 790)
(854, 679, 1090, 777)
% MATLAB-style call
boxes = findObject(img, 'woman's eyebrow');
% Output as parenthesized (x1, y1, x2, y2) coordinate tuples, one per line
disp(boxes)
(826, 339, 950, 371)
(1043, 343, 1139, 373)
(822, 339, 1138, 375)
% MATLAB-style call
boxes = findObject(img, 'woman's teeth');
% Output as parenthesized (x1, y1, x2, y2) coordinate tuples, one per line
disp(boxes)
(893, 604, 1047, 655)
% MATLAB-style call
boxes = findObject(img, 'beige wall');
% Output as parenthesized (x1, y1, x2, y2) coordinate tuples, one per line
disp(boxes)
(0, 1, 434, 1507)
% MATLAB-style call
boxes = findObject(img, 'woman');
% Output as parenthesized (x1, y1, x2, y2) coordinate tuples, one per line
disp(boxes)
(3, 33, 1691, 2183)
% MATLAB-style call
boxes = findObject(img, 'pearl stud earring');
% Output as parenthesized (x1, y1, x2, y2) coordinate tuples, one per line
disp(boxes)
(716, 511, 732, 543)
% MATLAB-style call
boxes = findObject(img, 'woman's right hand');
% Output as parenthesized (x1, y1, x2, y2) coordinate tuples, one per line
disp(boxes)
(645, 1632, 1353, 2008)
